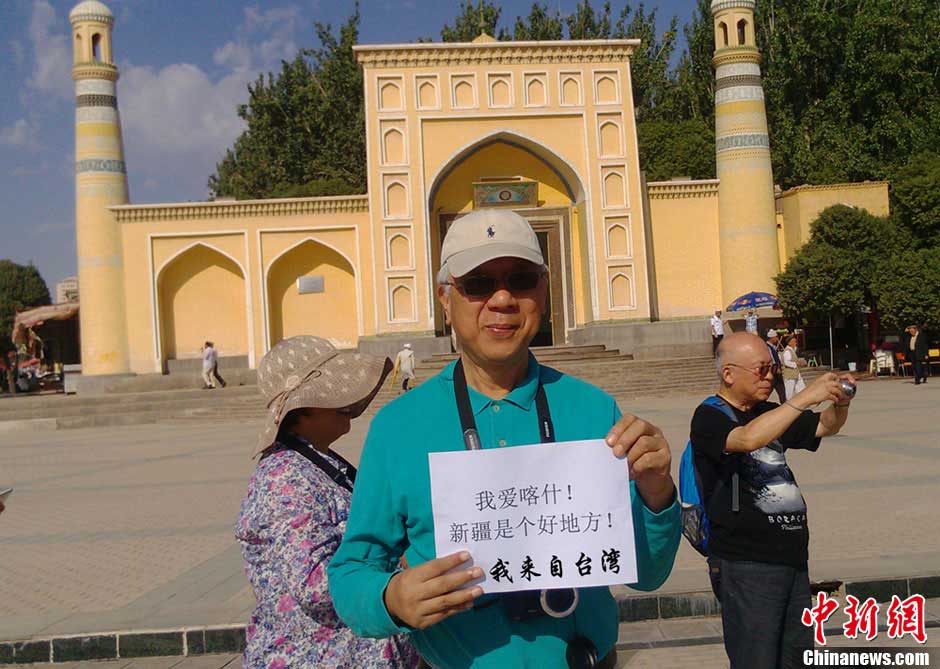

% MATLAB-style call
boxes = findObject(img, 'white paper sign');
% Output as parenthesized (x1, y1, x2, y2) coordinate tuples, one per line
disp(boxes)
(428, 439, 637, 594)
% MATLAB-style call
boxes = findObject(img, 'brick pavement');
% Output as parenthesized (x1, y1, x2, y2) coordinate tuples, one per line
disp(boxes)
(0, 377, 937, 643)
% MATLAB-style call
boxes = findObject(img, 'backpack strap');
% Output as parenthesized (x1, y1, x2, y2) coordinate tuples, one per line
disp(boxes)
(701, 395, 741, 513)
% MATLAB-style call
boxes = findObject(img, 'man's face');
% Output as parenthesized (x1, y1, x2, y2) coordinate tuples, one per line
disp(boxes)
(769, 336, 779, 345)
(723, 342, 774, 402)
(438, 257, 547, 368)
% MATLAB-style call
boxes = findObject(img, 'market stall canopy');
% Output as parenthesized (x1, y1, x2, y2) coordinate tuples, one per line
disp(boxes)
(12, 303, 79, 343)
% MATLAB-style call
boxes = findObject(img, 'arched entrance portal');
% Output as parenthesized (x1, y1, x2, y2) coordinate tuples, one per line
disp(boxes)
(266, 239, 358, 349)
(428, 134, 583, 346)
(157, 244, 248, 363)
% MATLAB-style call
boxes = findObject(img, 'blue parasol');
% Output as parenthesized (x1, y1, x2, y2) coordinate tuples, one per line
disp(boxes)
(725, 291, 778, 312)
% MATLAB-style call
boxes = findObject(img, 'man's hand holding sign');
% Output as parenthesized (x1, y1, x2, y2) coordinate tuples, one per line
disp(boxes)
(605, 413, 674, 514)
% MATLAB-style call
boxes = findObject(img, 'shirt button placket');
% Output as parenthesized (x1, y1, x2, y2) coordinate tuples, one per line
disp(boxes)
(493, 403, 507, 447)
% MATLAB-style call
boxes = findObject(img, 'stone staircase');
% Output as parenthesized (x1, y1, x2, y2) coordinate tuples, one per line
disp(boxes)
(0, 345, 833, 430)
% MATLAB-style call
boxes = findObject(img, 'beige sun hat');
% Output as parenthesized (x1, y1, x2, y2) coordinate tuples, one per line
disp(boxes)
(255, 336, 392, 452)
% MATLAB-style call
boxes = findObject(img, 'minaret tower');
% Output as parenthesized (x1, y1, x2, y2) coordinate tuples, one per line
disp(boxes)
(70, 0, 130, 379)
(711, 0, 779, 305)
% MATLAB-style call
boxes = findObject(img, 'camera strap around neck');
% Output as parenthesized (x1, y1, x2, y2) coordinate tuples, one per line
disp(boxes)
(266, 433, 357, 493)
(453, 358, 554, 449)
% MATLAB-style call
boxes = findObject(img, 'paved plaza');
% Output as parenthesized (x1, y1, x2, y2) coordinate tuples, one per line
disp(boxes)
(0, 377, 938, 654)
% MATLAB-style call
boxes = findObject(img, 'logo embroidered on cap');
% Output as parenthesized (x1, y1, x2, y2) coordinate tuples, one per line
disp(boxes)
(487, 225, 495, 238)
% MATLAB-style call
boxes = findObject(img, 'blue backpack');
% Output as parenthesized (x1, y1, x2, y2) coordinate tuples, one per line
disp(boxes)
(679, 395, 740, 557)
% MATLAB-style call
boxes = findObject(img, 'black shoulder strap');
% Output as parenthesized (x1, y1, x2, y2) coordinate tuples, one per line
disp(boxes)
(453, 358, 554, 449)
(454, 360, 482, 450)
(263, 434, 356, 493)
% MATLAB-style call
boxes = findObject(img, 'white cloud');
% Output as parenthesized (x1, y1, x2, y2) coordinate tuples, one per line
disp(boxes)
(26, 0, 72, 99)
(0, 119, 41, 150)
(116, 4, 305, 197)
(119, 63, 249, 157)
(10, 40, 25, 67)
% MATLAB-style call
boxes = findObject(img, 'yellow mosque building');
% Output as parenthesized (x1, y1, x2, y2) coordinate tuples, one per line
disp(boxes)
(70, 0, 888, 387)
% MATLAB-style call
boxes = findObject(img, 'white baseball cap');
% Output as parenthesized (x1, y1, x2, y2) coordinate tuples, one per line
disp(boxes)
(766, 329, 778, 338)
(440, 209, 544, 278)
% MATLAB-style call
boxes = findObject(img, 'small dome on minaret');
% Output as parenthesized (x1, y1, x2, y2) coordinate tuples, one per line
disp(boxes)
(710, 0, 755, 10)
(69, 0, 113, 24)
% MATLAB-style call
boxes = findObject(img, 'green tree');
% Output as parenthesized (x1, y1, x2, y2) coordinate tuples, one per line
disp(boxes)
(756, 0, 940, 188)
(208, 8, 365, 199)
(0, 260, 51, 355)
(566, 0, 611, 40)
(671, 0, 714, 125)
(892, 152, 940, 247)
(612, 4, 679, 122)
(775, 205, 907, 321)
(636, 119, 715, 181)
(874, 249, 940, 331)
(512, 3, 564, 41)
(441, 1, 506, 42)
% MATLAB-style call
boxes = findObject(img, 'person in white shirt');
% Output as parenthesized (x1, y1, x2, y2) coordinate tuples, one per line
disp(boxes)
(201, 341, 226, 389)
(711, 311, 726, 357)
(392, 343, 416, 393)
(781, 334, 807, 399)
(744, 309, 759, 335)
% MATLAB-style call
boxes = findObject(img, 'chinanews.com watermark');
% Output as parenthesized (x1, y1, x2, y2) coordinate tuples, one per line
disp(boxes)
(798, 592, 935, 667)
(802, 649, 934, 667)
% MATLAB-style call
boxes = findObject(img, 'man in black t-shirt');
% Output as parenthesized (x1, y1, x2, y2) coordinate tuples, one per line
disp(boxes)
(690, 332, 855, 669)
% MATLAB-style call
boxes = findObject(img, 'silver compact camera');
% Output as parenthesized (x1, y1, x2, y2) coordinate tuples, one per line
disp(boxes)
(839, 379, 857, 399)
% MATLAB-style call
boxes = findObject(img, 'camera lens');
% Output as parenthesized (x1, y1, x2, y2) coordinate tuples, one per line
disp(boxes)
(839, 379, 857, 398)
(565, 635, 598, 669)
(541, 588, 579, 618)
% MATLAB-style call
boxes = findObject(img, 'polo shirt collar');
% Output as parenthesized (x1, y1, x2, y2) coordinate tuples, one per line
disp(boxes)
(443, 352, 541, 415)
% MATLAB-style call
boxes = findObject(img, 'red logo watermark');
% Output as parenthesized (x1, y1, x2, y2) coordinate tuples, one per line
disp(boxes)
(802, 592, 927, 645)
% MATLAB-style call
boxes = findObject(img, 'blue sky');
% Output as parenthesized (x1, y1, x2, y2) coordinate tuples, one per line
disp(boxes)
(0, 0, 694, 293)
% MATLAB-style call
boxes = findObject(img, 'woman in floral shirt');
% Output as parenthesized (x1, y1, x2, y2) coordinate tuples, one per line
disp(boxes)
(236, 336, 420, 669)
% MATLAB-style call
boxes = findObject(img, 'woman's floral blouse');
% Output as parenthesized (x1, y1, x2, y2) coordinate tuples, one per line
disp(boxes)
(236, 444, 420, 669)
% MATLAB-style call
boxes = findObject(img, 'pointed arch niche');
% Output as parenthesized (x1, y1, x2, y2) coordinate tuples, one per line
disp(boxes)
(157, 243, 248, 362)
(426, 131, 587, 335)
(266, 239, 358, 348)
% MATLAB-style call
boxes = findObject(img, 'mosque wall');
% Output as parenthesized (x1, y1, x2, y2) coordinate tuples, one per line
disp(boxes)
(113, 198, 371, 374)
(647, 180, 723, 319)
(776, 181, 890, 262)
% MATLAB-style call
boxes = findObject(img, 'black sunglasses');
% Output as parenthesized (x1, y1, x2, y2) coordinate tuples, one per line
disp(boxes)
(449, 271, 545, 298)
(726, 362, 774, 378)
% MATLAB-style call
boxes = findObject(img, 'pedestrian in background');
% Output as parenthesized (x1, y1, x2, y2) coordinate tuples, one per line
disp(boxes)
(765, 330, 786, 403)
(6, 351, 18, 395)
(781, 334, 807, 399)
(744, 309, 759, 335)
(201, 341, 226, 389)
(392, 343, 417, 393)
(711, 310, 726, 357)
(906, 325, 929, 385)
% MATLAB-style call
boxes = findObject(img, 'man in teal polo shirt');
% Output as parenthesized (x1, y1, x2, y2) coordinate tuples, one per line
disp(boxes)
(329, 209, 681, 668)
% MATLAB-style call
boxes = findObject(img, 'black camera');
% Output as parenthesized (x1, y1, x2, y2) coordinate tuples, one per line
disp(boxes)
(503, 588, 579, 621)
(502, 589, 599, 668)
